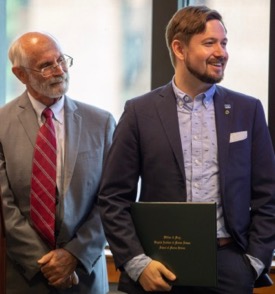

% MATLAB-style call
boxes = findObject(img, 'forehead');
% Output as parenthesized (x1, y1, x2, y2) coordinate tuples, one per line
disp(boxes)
(25, 37, 63, 65)
(192, 19, 227, 41)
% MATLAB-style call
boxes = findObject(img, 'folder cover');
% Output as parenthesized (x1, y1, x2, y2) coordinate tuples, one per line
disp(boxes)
(131, 202, 217, 287)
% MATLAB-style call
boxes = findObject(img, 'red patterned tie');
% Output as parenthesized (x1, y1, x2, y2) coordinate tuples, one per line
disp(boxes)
(30, 108, 56, 248)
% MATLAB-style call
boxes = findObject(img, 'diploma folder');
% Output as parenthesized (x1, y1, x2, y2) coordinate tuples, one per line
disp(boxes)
(131, 202, 217, 287)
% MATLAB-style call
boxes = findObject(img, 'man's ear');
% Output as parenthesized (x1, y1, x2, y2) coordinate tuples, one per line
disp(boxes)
(171, 39, 185, 62)
(12, 66, 28, 84)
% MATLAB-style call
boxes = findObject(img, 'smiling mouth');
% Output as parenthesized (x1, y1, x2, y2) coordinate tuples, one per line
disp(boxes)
(209, 61, 224, 68)
(209, 58, 226, 67)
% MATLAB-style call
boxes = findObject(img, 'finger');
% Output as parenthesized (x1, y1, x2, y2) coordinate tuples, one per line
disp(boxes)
(160, 266, 177, 282)
(49, 276, 70, 288)
(38, 251, 54, 265)
(72, 271, 79, 285)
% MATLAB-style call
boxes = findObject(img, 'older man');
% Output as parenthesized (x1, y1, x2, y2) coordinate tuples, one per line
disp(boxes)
(0, 31, 115, 293)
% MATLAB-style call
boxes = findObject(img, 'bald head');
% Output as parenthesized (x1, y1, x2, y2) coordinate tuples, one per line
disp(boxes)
(8, 31, 70, 105)
(9, 31, 63, 67)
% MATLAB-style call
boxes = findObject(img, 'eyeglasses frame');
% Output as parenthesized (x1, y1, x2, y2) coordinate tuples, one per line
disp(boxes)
(20, 54, 73, 78)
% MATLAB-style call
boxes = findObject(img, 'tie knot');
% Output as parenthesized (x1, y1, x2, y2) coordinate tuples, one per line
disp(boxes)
(42, 108, 53, 119)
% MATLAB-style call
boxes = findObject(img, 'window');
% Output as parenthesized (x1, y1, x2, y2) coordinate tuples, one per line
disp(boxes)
(186, 0, 270, 117)
(5, 0, 152, 121)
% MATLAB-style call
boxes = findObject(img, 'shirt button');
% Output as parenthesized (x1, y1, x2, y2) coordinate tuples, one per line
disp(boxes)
(194, 183, 200, 188)
(195, 159, 200, 165)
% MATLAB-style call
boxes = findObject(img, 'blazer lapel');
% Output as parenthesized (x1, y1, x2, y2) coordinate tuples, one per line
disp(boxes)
(214, 86, 234, 196)
(63, 97, 82, 195)
(16, 92, 40, 147)
(155, 83, 186, 181)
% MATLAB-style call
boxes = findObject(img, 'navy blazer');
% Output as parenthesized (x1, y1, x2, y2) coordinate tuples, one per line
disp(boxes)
(99, 82, 275, 290)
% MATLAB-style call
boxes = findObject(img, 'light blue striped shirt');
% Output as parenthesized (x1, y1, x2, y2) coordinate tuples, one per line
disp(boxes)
(172, 79, 229, 239)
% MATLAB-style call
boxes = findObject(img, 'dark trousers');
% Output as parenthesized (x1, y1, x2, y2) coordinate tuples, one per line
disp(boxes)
(172, 243, 255, 294)
(118, 243, 256, 294)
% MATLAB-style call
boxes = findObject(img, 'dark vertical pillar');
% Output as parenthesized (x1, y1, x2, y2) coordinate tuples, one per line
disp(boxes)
(0, 187, 6, 294)
(268, 1, 275, 150)
(151, 0, 178, 90)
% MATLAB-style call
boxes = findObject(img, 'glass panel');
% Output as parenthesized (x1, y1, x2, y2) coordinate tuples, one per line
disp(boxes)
(186, 0, 270, 117)
(6, 0, 152, 120)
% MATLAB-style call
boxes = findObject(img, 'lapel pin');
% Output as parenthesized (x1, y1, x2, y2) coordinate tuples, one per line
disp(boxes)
(224, 104, 231, 115)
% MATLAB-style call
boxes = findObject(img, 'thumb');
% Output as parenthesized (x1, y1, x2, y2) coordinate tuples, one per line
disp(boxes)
(72, 271, 79, 285)
(37, 251, 54, 265)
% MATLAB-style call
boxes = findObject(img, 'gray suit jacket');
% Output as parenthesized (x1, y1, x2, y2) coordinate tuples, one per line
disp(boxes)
(0, 91, 116, 293)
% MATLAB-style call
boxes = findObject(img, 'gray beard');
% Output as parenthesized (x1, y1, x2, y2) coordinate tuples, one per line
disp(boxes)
(29, 75, 69, 98)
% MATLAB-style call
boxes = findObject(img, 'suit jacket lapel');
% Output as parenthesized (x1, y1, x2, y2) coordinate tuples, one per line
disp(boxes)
(16, 91, 40, 147)
(214, 86, 233, 196)
(16, 94, 81, 195)
(155, 83, 186, 181)
(63, 97, 82, 195)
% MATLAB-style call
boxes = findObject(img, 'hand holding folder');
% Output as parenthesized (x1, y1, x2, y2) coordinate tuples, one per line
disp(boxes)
(131, 202, 217, 287)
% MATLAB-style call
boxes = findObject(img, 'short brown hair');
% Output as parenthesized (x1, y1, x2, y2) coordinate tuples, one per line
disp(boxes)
(165, 6, 225, 67)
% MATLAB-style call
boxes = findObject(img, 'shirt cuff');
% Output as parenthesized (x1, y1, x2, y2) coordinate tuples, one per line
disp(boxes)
(246, 254, 264, 278)
(124, 254, 152, 281)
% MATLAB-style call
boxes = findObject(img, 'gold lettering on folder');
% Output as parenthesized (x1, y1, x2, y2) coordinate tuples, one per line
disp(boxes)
(153, 235, 191, 251)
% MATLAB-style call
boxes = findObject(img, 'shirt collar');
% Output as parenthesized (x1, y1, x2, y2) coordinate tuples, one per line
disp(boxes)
(28, 93, 65, 124)
(172, 77, 216, 109)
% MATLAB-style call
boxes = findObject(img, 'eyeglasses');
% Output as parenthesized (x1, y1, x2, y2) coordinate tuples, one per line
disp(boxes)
(21, 54, 73, 77)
